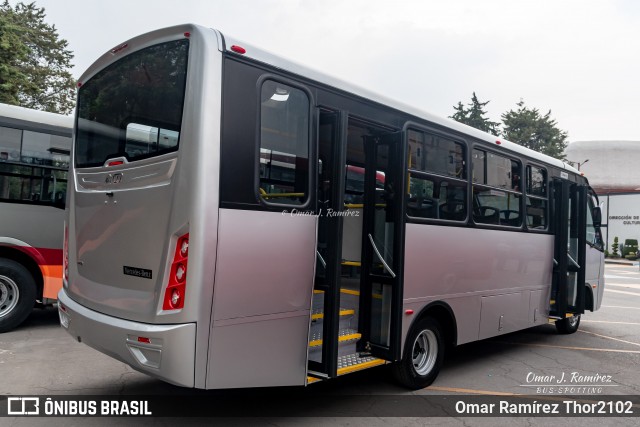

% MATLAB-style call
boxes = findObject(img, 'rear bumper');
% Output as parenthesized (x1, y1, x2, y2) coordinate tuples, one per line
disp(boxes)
(57, 288, 196, 387)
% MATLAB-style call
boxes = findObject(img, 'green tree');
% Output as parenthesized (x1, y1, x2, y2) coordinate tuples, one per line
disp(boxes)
(0, 1, 75, 114)
(501, 99, 568, 160)
(450, 92, 500, 135)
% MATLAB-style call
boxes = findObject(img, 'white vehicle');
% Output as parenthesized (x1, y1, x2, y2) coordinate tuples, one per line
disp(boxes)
(58, 24, 605, 389)
(0, 102, 72, 332)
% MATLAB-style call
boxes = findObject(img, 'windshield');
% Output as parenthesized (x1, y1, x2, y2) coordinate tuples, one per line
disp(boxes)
(75, 39, 189, 168)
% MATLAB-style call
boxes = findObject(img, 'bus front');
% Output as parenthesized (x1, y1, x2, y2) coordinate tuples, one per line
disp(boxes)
(58, 25, 221, 387)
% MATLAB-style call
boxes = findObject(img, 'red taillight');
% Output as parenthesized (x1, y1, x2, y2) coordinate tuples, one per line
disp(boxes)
(63, 224, 69, 283)
(110, 43, 129, 54)
(163, 233, 189, 310)
(230, 45, 246, 54)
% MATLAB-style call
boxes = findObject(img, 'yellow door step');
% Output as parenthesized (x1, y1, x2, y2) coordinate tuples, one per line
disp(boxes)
(306, 376, 322, 384)
(314, 288, 360, 296)
(309, 328, 361, 348)
(337, 354, 387, 376)
(311, 308, 356, 320)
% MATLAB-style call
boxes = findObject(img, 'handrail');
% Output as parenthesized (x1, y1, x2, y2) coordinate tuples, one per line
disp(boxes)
(344, 203, 386, 209)
(368, 233, 396, 278)
(260, 192, 305, 198)
(316, 251, 326, 269)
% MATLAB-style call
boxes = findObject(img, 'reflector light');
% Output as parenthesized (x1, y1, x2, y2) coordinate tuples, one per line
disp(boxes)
(77, 82, 82, 88)
(184, 32, 191, 38)
(162, 233, 190, 311)
(59, 303, 67, 312)
(230, 45, 246, 54)
(137, 337, 151, 344)
(175, 264, 186, 282)
(405, 309, 414, 315)
(63, 224, 69, 284)
(171, 289, 181, 306)
(496, 140, 502, 145)
(107, 160, 124, 167)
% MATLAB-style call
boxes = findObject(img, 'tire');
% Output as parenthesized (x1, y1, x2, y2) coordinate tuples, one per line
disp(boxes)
(392, 317, 444, 389)
(0, 259, 36, 333)
(555, 314, 581, 334)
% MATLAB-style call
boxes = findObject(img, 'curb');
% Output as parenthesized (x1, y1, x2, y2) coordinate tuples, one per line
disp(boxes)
(604, 259, 637, 265)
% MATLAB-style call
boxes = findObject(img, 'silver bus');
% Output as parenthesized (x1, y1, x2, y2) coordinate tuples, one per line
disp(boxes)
(58, 24, 605, 389)
(0, 102, 72, 332)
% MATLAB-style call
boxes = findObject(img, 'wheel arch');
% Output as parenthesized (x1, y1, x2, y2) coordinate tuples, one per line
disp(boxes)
(407, 301, 457, 356)
(0, 246, 44, 300)
(584, 282, 595, 312)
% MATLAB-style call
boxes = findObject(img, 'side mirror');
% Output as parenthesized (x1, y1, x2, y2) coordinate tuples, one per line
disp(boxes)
(592, 206, 602, 228)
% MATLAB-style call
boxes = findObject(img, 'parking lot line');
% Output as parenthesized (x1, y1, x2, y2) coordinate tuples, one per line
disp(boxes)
(604, 289, 640, 297)
(493, 341, 640, 354)
(582, 320, 640, 326)
(602, 305, 640, 310)
(578, 329, 640, 347)
(606, 283, 640, 289)
(428, 386, 520, 396)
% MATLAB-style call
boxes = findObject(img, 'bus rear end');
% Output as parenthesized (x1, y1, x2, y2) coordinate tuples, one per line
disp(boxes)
(58, 25, 222, 387)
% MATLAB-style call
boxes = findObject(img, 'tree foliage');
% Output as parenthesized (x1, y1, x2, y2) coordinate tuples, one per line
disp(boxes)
(0, 1, 75, 114)
(501, 99, 568, 160)
(449, 92, 500, 135)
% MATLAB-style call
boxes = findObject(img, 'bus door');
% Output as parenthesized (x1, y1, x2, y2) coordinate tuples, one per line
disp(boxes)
(309, 110, 346, 378)
(308, 115, 405, 379)
(550, 178, 587, 318)
(358, 131, 405, 361)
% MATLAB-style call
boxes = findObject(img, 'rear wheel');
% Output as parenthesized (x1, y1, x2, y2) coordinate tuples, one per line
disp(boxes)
(392, 317, 444, 389)
(555, 314, 581, 334)
(0, 259, 36, 333)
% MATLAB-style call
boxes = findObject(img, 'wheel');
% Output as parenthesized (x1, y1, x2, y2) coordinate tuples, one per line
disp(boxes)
(0, 259, 36, 333)
(555, 314, 581, 334)
(392, 317, 444, 389)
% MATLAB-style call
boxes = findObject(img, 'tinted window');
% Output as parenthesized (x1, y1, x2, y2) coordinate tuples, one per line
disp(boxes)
(406, 129, 467, 222)
(21, 131, 71, 167)
(258, 81, 310, 205)
(0, 162, 67, 204)
(474, 150, 520, 190)
(526, 165, 547, 196)
(408, 130, 465, 179)
(0, 126, 22, 161)
(472, 149, 522, 227)
(75, 39, 189, 168)
(525, 165, 548, 230)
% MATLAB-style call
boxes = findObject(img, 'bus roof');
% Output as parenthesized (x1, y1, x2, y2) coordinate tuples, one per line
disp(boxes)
(0, 102, 73, 130)
(220, 30, 577, 174)
(80, 23, 579, 174)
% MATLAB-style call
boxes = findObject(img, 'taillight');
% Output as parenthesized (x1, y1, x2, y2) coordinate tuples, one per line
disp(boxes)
(163, 233, 189, 310)
(63, 224, 69, 285)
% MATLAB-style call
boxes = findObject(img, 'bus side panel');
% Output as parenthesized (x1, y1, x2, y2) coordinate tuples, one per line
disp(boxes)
(206, 209, 316, 389)
(402, 224, 554, 349)
(0, 203, 65, 299)
(585, 245, 604, 310)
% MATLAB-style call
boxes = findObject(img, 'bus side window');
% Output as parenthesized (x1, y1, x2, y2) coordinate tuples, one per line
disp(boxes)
(525, 165, 548, 230)
(472, 150, 522, 227)
(258, 80, 310, 206)
(406, 129, 467, 221)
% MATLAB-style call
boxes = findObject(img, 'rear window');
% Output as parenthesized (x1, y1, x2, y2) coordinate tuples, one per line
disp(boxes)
(75, 39, 189, 168)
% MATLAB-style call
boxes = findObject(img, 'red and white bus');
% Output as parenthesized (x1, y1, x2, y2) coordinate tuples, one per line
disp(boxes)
(0, 102, 72, 332)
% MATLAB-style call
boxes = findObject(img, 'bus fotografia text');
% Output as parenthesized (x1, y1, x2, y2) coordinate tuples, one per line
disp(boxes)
(58, 24, 605, 389)
(0, 102, 72, 332)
